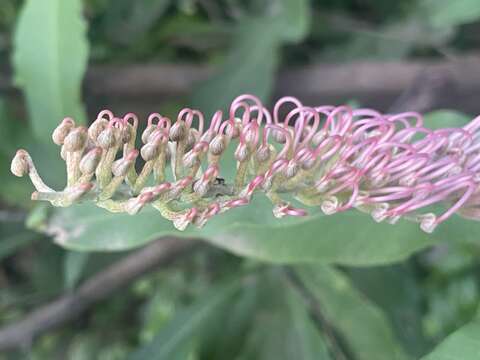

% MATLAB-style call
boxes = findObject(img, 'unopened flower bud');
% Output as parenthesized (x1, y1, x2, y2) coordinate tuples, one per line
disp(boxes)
(186, 129, 200, 149)
(169, 121, 187, 142)
(173, 208, 197, 231)
(120, 125, 133, 144)
(125, 192, 154, 215)
(256, 145, 271, 163)
(311, 129, 327, 147)
(141, 141, 160, 161)
(371, 203, 389, 223)
(52, 118, 75, 145)
(235, 143, 249, 162)
(209, 134, 226, 156)
(200, 130, 215, 143)
(88, 118, 108, 142)
(63, 127, 87, 152)
(273, 129, 287, 144)
(419, 213, 437, 233)
(182, 151, 198, 168)
(321, 196, 338, 215)
(112, 150, 138, 177)
(141, 125, 156, 144)
(97, 127, 117, 149)
(68, 182, 94, 202)
(79, 147, 102, 174)
(193, 180, 209, 197)
(11, 150, 29, 177)
(285, 161, 299, 178)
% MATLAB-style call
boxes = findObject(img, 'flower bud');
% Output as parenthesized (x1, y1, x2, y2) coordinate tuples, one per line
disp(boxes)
(88, 118, 108, 142)
(172, 208, 197, 231)
(186, 129, 200, 149)
(11, 150, 29, 177)
(52, 118, 75, 145)
(371, 203, 389, 223)
(209, 134, 226, 156)
(419, 213, 437, 233)
(182, 151, 198, 168)
(141, 125, 156, 144)
(193, 180, 209, 197)
(60, 145, 67, 160)
(311, 129, 327, 147)
(97, 127, 116, 149)
(284, 161, 299, 178)
(140, 141, 160, 161)
(125, 192, 154, 215)
(112, 150, 138, 177)
(273, 129, 287, 144)
(63, 127, 87, 152)
(321, 196, 338, 215)
(120, 125, 133, 144)
(235, 143, 249, 162)
(255, 145, 271, 163)
(200, 130, 214, 143)
(68, 182, 94, 202)
(79, 147, 102, 174)
(169, 121, 187, 142)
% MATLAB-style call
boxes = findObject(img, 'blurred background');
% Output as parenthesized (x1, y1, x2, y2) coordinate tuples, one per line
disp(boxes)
(1, 0, 480, 359)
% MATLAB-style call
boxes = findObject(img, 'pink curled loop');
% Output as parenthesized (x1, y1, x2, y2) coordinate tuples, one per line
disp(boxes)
(97, 110, 114, 121)
(123, 113, 138, 129)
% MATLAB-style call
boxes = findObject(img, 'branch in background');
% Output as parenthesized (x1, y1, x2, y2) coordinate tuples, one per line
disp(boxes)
(0, 237, 202, 351)
(2, 55, 480, 114)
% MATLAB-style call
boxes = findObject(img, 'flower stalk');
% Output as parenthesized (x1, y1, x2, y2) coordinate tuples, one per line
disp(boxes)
(11, 94, 480, 232)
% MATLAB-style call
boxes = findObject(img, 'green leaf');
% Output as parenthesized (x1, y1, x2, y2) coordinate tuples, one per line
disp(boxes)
(127, 281, 240, 360)
(13, 0, 88, 142)
(0, 224, 37, 261)
(420, 320, 480, 360)
(191, 0, 310, 117)
(423, 110, 471, 130)
(191, 17, 280, 117)
(236, 271, 330, 360)
(103, 0, 171, 45)
(422, 0, 480, 28)
(46, 199, 440, 266)
(347, 264, 431, 357)
(295, 266, 408, 360)
(275, 0, 310, 42)
(64, 251, 89, 289)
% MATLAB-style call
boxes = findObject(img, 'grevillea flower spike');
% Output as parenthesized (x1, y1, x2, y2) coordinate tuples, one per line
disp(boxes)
(11, 94, 480, 232)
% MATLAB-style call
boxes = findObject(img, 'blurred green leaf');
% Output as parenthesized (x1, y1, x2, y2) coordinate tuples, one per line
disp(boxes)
(423, 110, 471, 129)
(13, 0, 88, 142)
(0, 222, 37, 261)
(64, 251, 89, 290)
(128, 280, 240, 360)
(46, 199, 441, 266)
(420, 320, 480, 360)
(347, 264, 431, 357)
(192, 0, 309, 116)
(295, 266, 408, 360)
(201, 279, 258, 359)
(422, 0, 480, 28)
(103, 0, 171, 45)
(236, 271, 330, 360)
(276, 0, 311, 42)
(191, 17, 280, 117)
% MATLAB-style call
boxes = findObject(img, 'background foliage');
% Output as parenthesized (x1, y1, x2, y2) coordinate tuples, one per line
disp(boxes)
(1, 0, 480, 359)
